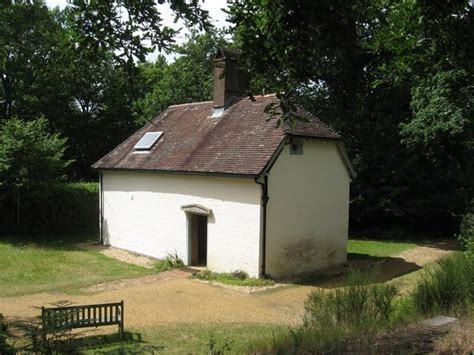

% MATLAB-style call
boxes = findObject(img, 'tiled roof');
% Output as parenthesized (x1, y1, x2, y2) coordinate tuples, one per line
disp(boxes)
(92, 95, 340, 176)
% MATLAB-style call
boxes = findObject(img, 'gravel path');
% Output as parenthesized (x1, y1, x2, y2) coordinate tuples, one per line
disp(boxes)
(0, 271, 308, 327)
(77, 242, 156, 269)
(0, 240, 456, 328)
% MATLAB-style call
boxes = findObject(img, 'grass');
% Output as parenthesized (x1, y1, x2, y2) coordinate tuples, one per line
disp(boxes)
(193, 269, 275, 287)
(55, 323, 283, 354)
(412, 252, 474, 315)
(348, 238, 418, 257)
(0, 237, 158, 297)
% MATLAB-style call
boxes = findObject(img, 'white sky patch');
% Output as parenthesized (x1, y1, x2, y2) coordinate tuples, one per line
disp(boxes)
(45, 0, 230, 63)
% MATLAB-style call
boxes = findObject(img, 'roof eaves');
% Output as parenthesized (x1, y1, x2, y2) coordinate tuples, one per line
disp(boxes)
(96, 167, 258, 179)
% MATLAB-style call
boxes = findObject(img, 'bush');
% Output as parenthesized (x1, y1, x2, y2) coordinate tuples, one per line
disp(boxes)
(0, 182, 98, 236)
(304, 277, 398, 333)
(458, 206, 474, 254)
(153, 252, 185, 272)
(247, 272, 398, 354)
(412, 252, 474, 315)
(0, 314, 13, 354)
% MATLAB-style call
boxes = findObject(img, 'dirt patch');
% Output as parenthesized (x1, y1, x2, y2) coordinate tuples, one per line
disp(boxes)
(82, 269, 192, 293)
(433, 317, 474, 354)
(77, 242, 156, 269)
(398, 241, 457, 266)
(364, 320, 456, 354)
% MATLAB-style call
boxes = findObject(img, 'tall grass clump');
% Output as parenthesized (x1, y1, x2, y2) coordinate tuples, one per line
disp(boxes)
(412, 252, 474, 315)
(153, 252, 184, 272)
(247, 271, 398, 353)
(304, 271, 398, 335)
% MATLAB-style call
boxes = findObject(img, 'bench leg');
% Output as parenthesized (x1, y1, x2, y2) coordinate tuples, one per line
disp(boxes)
(118, 323, 123, 340)
(41, 331, 47, 348)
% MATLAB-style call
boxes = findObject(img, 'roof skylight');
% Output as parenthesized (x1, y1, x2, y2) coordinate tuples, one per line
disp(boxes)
(134, 131, 163, 150)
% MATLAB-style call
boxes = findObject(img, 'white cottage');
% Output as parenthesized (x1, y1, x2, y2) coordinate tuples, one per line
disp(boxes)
(93, 49, 355, 278)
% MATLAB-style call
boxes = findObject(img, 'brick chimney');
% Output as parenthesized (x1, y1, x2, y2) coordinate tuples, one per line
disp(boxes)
(213, 48, 248, 109)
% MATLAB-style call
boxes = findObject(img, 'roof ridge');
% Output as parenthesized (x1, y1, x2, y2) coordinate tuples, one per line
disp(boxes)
(169, 100, 213, 108)
(297, 107, 341, 138)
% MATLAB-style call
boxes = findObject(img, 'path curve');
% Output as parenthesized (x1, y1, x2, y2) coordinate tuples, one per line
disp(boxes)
(0, 240, 456, 328)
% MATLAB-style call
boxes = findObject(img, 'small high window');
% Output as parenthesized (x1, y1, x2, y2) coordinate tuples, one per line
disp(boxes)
(290, 138, 303, 155)
(134, 131, 163, 150)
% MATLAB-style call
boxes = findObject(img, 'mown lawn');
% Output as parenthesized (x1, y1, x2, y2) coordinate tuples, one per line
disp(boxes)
(347, 238, 418, 257)
(0, 237, 156, 297)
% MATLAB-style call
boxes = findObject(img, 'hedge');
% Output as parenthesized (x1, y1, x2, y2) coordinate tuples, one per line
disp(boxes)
(0, 182, 99, 236)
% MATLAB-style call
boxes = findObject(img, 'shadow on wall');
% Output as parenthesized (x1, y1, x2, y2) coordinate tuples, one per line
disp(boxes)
(102, 219, 110, 245)
(102, 171, 260, 206)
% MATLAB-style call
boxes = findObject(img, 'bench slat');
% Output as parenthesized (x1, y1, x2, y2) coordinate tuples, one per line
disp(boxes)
(41, 301, 124, 340)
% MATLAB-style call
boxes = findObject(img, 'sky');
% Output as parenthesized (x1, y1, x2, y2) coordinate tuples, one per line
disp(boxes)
(45, 0, 230, 62)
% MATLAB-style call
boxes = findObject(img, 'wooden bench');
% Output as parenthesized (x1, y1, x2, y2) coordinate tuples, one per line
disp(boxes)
(41, 301, 124, 341)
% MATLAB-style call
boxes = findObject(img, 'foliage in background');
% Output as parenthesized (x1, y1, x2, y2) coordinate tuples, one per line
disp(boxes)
(227, 0, 474, 233)
(66, 0, 210, 64)
(458, 202, 474, 254)
(0, 182, 98, 236)
(135, 30, 230, 125)
(0, 0, 472, 237)
(0, 116, 72, 228)
(0, 1, 210, 180)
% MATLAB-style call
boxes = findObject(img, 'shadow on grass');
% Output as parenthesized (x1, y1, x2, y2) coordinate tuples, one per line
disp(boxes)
(10, 319, 164, 354)
(0, 235, 97, 251)
(60, 331, 165, 354)
(297, 253, 422, 288)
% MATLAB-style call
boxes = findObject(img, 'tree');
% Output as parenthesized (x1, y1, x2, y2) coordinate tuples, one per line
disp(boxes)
(0, 117, 72, 225)
(228, 0, 474, 232)
(135, 30, 230, 124)
(0, 1, 70, 121)
(66, 0, 211, 65)
(0, 1, 212, 179)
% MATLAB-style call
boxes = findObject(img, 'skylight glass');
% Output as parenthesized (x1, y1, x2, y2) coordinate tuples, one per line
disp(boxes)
(134, 131, 163, 150)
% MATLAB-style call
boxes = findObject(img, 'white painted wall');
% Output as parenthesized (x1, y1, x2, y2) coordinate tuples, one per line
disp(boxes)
(101, 171, 262, 277)
(265, 140, 350, 278)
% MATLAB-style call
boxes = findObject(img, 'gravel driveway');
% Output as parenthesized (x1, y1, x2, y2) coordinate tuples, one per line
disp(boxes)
(0, 240, 456, 329)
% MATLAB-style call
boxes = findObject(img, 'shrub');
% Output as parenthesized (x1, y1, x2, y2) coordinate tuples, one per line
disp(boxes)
(304, 278, 398, 333)
(248, 274, 398, 354)
(412, 252, 474, 315)
(0, 117, 72, 231)
(458, 205, 474, 254)
(0, 182, 98, 236)
(0, 314, 13, 354)
(154, 252, 185, 272)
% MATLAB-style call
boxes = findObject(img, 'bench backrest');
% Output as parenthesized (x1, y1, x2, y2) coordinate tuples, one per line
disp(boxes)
(42, 301, 123, 331)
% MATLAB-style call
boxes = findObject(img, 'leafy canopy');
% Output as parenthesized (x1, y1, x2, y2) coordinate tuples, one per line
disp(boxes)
(0, 116, 72, 193)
